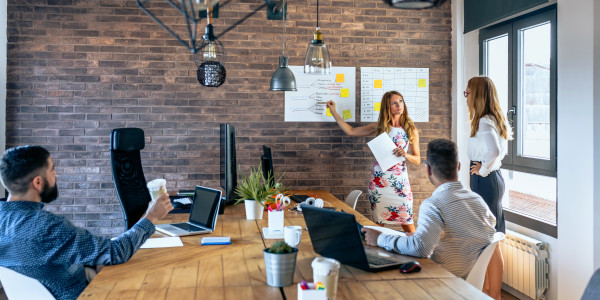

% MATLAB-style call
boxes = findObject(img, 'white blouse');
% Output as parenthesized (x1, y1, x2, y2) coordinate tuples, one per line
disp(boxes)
(467, 115, 509, 177)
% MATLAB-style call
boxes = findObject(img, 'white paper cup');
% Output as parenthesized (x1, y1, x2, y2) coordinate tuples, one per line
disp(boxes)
(312, 257, 340, 300)
(146, 179, 167, 201)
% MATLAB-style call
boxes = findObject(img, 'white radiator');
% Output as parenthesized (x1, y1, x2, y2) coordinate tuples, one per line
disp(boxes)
(501, 230, 549, 299)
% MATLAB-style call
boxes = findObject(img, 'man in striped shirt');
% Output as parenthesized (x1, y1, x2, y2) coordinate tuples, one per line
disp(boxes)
(362, 138, 497, 278)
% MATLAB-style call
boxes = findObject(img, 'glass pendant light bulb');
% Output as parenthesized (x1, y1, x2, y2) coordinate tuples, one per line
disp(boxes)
(304, 27, 331, 74)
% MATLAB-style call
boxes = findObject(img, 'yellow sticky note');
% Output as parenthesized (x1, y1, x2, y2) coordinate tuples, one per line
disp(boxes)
(418, 79, 427, 88)
(342, 109, 352, 120)
(374, 102, 381, 111)
(336, 74, 344, 82)
(326, 108, 332, 117)
(374, 80, 383, 89)
(340, 88, 349, 98)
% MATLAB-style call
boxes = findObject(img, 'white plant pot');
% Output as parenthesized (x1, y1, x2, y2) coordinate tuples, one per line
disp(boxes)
(244, 199, 264, 220)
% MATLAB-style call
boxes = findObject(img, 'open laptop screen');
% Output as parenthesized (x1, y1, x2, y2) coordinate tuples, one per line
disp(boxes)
(189, 186, 221, 228)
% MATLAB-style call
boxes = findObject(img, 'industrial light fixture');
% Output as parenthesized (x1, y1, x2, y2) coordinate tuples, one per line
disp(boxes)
(196, 7, 226, 87)
(137, 0, 226, 87)
(304, 0, 331, 74)
(384, 0, 446, 9)
(269, 0, 297, 91)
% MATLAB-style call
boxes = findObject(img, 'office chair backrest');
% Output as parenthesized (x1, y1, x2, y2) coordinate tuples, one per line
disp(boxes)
(465, 232, 505, 290)
(345, 190, 362, 210)
(111, 128, 151, 230)
(582, 268, 600, 300)
(0, 267, 55, 300)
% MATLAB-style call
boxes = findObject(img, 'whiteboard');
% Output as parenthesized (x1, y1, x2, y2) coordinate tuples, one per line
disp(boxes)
(284, 66, 356, 122)
(360, 67, 429, 122)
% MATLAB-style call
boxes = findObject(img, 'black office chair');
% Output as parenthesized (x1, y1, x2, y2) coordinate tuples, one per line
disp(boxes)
(110, 128, 152, 230)
(582, 268, 600, 300)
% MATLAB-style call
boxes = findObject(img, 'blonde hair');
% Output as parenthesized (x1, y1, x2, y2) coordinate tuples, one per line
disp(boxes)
(376, 91, 418, 143)
(467, 76, 510, 139)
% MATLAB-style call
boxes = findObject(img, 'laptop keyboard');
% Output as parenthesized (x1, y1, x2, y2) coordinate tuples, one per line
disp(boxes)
(171, 223, 205, 232)
(366, 253, 399, 266)
(174, 197, 193, 205)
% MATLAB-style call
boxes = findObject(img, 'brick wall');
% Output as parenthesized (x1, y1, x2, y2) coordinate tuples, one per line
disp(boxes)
(5, 0, 452, 235)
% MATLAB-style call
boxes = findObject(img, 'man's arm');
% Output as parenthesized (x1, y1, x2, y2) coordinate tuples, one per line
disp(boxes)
(37, 194, 172, 266)
(375, 201, 445, 257)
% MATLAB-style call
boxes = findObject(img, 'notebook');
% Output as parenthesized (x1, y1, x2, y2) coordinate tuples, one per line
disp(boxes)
(301, 205, 416, 272)
(155, 186, 222, 237)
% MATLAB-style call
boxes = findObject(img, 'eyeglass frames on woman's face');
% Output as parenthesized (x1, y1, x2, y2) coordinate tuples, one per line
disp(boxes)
(463, 90, 470, 97)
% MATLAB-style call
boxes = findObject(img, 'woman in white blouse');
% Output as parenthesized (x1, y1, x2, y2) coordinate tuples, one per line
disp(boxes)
(465, 76, 511, 300)
(465, 76, 510, 233)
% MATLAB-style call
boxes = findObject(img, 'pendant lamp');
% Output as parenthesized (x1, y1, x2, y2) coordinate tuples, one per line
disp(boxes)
(270, 1, 297, 91)
(384, 0, 445, 9)
(195, 6, 226, 87)
(304, 0, 331, 74)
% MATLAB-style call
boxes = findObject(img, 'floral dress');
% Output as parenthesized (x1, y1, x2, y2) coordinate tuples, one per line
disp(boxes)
(368, 126, 413, 225)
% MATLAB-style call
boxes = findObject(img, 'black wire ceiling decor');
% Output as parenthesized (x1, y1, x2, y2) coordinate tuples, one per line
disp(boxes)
(137, 0, 227, 87)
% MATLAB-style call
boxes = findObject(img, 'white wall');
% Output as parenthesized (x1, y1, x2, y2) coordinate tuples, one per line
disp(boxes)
(453, 0, 600, 299)
(593, 0, 600, 271)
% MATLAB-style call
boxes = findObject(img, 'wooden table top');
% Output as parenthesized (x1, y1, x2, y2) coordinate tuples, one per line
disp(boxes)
(79, 190, 489, 299)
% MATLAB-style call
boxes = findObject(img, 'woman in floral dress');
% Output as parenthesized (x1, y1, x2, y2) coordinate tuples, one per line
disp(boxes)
(326, 91, 420, 232)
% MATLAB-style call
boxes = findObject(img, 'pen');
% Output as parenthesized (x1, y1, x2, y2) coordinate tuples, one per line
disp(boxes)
(268, 206, 273, 212)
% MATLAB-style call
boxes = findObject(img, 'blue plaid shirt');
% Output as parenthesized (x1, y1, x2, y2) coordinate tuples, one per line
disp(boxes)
(0, 200, 155, 300)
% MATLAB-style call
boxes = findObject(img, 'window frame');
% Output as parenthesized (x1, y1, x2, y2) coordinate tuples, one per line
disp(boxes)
(478, 6, 557, 237)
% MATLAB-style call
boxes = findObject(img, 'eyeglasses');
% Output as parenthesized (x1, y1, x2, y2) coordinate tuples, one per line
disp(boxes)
(463, 90, 470, 97)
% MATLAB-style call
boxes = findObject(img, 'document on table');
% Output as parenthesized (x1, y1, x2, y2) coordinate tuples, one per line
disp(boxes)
(140, 237, 183, 249)
(367, 133, 404, 171)
(363, 225, 407, 237)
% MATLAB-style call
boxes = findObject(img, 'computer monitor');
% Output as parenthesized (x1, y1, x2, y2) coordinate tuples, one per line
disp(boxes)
(261, 145, 274, 186)
(220, 123, 237, 213)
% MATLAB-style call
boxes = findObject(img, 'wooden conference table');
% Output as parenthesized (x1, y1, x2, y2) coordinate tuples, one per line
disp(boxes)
(79, 190, 489, 299)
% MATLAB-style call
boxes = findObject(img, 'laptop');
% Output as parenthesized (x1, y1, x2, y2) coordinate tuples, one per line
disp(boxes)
(155, 186, 222, 237)
(301, 205, 416, 272)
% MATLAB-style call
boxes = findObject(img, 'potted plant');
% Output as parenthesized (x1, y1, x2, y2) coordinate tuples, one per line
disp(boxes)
(235, 163, 284, 220)
(263, 241, 298, 287)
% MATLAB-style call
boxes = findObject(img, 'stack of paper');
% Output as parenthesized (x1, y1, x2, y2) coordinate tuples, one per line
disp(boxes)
(141, 237, 183, 249)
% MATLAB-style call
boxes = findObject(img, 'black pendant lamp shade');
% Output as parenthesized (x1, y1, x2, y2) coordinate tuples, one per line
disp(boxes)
(269, 0, 296, 91)
(385, 0, 445, 9)
(270, 56, 297, 91)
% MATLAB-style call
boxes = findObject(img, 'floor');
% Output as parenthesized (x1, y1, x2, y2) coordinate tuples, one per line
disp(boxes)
(502, 289, 520, 300)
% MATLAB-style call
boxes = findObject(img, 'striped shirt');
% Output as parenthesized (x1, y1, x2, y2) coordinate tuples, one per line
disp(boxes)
(377, 181, 496, 278)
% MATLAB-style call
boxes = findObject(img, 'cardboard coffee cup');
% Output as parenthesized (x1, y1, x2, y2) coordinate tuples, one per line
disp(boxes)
(147, 179, 167, 201)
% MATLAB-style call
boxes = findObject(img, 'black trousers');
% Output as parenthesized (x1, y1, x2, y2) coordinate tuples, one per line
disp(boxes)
(470, 161, 505, 233)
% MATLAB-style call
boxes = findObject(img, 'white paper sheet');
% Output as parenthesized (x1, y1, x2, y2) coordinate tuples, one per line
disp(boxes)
(367, 133, 404, 171)
(363, 225, 407, 237)
(140, 237, 183, 249)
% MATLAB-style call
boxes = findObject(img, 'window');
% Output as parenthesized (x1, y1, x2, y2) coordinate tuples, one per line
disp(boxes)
(479, 6, 557, 236)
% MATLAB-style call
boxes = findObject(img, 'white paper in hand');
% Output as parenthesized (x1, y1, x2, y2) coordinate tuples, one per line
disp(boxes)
(363, 225, 407, 236)
(367, 133, 404, 171)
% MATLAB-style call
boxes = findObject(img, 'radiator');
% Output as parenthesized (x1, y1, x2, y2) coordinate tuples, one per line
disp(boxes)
(501, 230, 549, 299)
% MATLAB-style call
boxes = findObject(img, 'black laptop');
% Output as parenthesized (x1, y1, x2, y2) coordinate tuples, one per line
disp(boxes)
(155, 186, 222, 237)
(302, 205, 416, 272)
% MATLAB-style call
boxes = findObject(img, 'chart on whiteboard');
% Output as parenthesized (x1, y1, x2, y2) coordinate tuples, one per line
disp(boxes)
(285, 66, 356, 122)
(360, 67, 429, 122)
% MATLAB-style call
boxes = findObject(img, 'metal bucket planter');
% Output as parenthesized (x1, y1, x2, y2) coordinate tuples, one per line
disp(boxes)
(263, 248, 298, 287)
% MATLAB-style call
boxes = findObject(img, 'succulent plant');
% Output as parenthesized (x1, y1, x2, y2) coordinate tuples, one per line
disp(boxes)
(267, 241, 293, 254)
